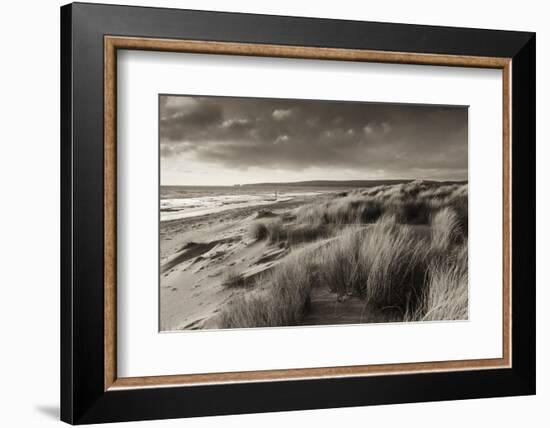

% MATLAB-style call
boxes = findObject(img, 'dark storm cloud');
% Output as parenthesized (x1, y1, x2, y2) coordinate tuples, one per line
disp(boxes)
(160, 95, 467, 179)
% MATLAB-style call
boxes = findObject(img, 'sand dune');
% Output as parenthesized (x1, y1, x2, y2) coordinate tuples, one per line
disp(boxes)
(160, 181, 468, 331)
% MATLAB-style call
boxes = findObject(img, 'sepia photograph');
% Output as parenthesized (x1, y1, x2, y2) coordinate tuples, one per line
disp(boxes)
(159, 94, 468, 331)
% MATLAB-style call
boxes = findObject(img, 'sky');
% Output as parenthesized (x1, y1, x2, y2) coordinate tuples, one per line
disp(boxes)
(160, 95, 468, 186)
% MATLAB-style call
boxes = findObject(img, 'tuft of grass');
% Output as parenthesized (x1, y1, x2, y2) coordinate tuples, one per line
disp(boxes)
(315, 226, 367, 297)
(219, 253, 313, 328)
(255, 209, 278, 219)
(249, 218, 284, 242)
(447, 194, 468, 236)
(266, 218, 284, 243)
(249, 218, 328, 245)
(405, 242, 468, 321)
(249, 221, 269, 240)
(296, 198, 383, 225)
(221, 269, 249, 289)
(249, 218, 287, 242)
(218, 294, 273, 328)
(431, 207, 462, 251)
(317, 215, 429, 309)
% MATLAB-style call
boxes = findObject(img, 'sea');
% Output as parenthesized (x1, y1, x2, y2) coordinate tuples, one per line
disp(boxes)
(160, 185, 329, 222)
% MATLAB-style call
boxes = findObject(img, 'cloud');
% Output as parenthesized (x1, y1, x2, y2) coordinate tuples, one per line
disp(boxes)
(160, 100, 223, 142)
(272, 109, 292, 120)
(160, 95, 467, 181)
(274, 134, 290, 144)
(221, 118, 251, 129)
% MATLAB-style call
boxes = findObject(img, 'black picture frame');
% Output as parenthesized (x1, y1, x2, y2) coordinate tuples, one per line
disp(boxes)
(61, 2, 535, 424)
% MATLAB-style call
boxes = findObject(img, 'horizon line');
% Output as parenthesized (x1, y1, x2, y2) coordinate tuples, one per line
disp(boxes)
(160, 178, 468, 187)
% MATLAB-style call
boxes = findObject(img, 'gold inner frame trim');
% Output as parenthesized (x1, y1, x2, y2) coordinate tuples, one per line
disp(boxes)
(104, 35, 512, 391)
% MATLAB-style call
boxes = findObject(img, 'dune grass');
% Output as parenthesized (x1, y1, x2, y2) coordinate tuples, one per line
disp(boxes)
(219, 253, 314, 328)
(295, 181, 466, 228)
(250, 217, 329, 245)
(249, 221, 270, 240)
(313, 215, 432, 311)
(221, 269, 250, 289)
(430, 207, 463, 251)
(222, 181, 468, 328)
(405, 242, 468, 321)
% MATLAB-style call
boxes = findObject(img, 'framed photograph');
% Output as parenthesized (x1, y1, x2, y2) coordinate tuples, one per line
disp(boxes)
(61, 2, 535, 424)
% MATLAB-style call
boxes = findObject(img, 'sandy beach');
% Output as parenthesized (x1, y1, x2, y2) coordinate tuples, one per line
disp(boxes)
(160, 192, 341, 331)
